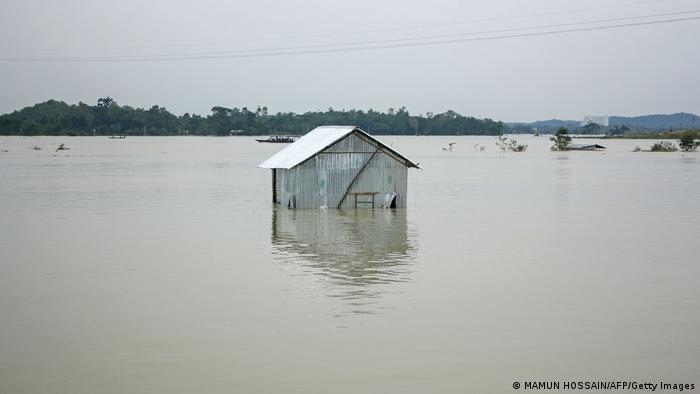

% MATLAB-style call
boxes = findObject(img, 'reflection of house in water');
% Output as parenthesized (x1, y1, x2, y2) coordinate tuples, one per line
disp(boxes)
(271, 208, 415, 306)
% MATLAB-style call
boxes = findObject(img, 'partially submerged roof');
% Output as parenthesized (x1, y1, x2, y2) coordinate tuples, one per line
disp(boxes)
(568, 143, 607, 150)
(259, 126, 420, 169)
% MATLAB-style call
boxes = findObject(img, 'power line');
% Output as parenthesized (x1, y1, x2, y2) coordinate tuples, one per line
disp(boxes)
(59, 9, 700, 60)
(1, 14, 698, 62)
(16, 0, 676, 53)
(310, 0, 674, 37)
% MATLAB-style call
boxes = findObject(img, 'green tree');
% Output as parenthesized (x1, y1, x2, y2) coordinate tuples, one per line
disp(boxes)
(649, 141, 678, 152)
(97, 97, 115, 108)
(609, 125, 630, 136)
(678, 132, 699, 152)
(579, 123, 601, 134)
(0, 99, 517, 136)
(550, 127, 572, 151)
(208, 106, 233, 135)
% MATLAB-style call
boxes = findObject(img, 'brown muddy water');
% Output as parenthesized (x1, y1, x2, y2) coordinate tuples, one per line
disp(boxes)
(1, 135, 699, 393)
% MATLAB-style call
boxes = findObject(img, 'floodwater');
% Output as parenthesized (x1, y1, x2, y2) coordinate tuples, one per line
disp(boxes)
(1, 135, 698, 393)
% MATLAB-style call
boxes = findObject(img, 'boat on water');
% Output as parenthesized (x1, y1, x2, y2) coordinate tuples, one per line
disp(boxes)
(255, 135, 297, 143)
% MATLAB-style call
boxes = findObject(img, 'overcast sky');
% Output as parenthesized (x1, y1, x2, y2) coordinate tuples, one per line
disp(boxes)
(0, 0, 698, 121)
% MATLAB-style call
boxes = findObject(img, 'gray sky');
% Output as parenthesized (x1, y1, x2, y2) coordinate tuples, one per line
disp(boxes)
(0, 0, 698, 121)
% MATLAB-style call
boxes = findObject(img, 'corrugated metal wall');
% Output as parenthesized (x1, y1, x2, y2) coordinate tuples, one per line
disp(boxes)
(274, 132, 408, 209)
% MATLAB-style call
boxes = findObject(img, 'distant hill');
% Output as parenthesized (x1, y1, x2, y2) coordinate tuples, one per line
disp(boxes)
(507, 119, 579, 133)
(509, 112, 699, 133)
(610, 113, 699, 132)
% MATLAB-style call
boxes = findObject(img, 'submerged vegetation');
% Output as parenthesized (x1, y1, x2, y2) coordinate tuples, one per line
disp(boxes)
(678, 133, 700, 152)
(630, 131, 698, 152)
(495, 135, 528, 152)
(0, 98, 505, 136)
(550, 127, 572, 151)
(649, 141, 678, 152)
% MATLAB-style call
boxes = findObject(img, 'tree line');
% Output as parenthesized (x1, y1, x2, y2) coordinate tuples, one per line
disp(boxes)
(0, 98, 505, 136)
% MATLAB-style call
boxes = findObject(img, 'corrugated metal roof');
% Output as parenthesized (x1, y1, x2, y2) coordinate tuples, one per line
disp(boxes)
(568, 143, 606, 149)
(259, 126, 419, 169)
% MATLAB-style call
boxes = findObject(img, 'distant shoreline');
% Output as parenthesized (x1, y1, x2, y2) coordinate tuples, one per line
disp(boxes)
(1, 132, 696, 139)
(3, 99, 698, 138)
(599, 130, 699, 140)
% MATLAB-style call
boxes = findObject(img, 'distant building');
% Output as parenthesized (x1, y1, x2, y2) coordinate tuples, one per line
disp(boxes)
(259, 126, 420, 209)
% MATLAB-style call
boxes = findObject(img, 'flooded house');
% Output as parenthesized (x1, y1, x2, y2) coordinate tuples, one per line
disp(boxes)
(567, 143, 607, 151)
(259, 126, 420, 209)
